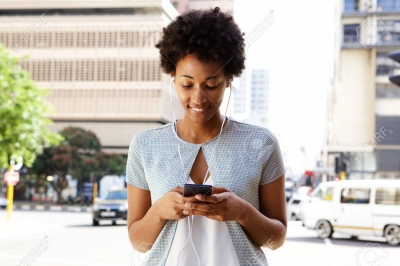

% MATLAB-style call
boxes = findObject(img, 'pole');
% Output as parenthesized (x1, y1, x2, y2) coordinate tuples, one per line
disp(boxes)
(6, 165, 14, 222)
(93, 182, 98, 204)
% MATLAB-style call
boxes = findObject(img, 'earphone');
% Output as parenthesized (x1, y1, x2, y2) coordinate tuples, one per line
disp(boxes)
(168, 77, 232, 266)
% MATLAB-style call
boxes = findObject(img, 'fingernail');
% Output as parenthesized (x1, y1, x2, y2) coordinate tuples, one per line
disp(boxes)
(183, 210, 188, 214)
(185, 203, 191, 208)
(195, 195, 201, 199)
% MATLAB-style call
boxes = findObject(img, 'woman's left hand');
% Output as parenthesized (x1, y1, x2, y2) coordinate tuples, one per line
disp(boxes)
(182, 186, 247, 223)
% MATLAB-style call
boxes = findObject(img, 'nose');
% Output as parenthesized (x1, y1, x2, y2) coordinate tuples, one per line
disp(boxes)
(190, 86, 207, 105)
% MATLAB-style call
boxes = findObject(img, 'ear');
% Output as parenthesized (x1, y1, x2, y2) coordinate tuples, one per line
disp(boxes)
(226, 75, 233, 87)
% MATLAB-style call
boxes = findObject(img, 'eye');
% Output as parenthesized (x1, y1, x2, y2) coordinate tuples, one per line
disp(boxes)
(206, 84, 218, 89)
(181, 84, 192, 88)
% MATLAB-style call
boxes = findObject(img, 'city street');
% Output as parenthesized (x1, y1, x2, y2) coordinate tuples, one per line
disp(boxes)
(0, 210, 398, 266)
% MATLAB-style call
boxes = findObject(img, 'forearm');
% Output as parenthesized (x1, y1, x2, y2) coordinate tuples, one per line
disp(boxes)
(128, 201, 167, 252)
(237, 200, 287, 249)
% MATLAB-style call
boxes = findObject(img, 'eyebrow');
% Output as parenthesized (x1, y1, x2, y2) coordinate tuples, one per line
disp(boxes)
(179, 75, 220, 80)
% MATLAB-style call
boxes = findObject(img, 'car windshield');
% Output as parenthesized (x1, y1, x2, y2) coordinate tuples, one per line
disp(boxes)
(103, 190, 127, 200)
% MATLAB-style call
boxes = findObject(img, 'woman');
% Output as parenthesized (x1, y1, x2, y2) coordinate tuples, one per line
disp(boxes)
(127, 7, 286, 265)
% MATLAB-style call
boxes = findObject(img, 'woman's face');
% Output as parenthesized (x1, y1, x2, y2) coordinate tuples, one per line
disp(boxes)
(173, 53, 231, 124)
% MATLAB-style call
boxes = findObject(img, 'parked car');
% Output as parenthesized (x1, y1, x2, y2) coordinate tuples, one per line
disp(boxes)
(285, 181, 295, 201)
(302, 180, 400, 245)
(92, 188, 127, 226)
(287, 195, 303, 220)
(287, 186, 312, 221)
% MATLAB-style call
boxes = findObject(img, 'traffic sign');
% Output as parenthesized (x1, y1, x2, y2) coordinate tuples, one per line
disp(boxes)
(4, 171, 20, 186)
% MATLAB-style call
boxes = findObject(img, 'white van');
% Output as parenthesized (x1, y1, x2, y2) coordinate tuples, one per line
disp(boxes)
(302, 180, 400, 245)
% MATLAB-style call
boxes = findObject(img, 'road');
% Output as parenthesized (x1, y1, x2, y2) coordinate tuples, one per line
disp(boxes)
(0, 210, 398, 266)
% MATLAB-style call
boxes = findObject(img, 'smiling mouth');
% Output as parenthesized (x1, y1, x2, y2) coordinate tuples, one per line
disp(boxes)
(189, 106, 211, 114)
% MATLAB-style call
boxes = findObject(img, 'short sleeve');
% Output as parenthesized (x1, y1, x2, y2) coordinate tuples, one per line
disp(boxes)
(126, 134, 149, 190)
(260, 136, 285, 186)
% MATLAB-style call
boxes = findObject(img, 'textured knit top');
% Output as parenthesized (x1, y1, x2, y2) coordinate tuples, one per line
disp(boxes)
(126, 116, 285, 265)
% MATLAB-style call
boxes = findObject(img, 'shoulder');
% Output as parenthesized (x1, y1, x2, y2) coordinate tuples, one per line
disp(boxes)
(129, 122, 174, 150)
(228, 117, 279, 144)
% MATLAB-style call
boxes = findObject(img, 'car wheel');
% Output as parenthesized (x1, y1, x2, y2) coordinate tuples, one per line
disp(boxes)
(112, 221, 117, 226)
(316, 220, 333, 239)
(384, 225, 400, 245)
(92, 219, 99, 226)
(291, 213, 297, 221)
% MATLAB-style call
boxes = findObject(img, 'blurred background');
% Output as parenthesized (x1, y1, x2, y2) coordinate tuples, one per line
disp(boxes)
(0, 0, 399, 265)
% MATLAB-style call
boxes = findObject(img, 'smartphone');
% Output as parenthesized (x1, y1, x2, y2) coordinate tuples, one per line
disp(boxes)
(183, 184, 212, 197)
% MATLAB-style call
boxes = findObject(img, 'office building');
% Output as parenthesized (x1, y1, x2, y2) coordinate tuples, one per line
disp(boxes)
(0, 0, 183, 155)
(327, 0, 400, 179)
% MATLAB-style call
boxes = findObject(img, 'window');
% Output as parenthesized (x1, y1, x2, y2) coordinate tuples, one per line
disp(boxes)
(376, 52, 400, 76)
(340, 188, 370, 204)
(377, 20, 400, 45)
(343, 24, 359, 43)
(377, 0, 400, 11)
(312, 187, 334, 201)
(292, 199, 301, 204)
(376, 188, 400, 205)
(103, 190, 127, 200)
(344, 0, 358, 12)
(376, 86, 400, 98)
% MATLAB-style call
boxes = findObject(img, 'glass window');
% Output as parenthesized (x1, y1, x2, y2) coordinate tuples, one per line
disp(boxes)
(312, 187, 334, 201)
(376, 188, 400, 205)
(344, 0, 358, 12)
(343, 24, 359, 43)
(292, 199, 301, 204)
(377, 0, 400, 11)
(103, 190, 127, 200)
(376, 86, 400, 98)
(341, 188, 371, 204)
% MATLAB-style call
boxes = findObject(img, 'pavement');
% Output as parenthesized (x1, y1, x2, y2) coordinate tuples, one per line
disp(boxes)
(1, 212, 399, 266)
(8, 201, 93, 212)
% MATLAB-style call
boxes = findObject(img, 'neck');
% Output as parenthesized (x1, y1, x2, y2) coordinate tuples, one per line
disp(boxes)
(177, 112, 227, 144)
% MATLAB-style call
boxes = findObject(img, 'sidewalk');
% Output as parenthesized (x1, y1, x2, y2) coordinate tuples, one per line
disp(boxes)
(9, 201, 93, 213)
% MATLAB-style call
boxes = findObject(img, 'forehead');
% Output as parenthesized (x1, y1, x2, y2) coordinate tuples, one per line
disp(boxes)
(175, 53, 225, 79)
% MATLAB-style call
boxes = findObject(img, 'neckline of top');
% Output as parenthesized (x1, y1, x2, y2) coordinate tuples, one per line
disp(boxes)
(188, 175, 213, 185)
(171, 116, 232, 146)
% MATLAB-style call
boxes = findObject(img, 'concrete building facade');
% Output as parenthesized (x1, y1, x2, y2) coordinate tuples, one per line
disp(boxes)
(170, 0, 234, 14)
(0, 0, 184, 155)
(328, 0, 400, 179)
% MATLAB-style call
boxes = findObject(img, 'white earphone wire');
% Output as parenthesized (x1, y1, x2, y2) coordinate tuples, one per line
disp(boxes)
(169, 77, 232, 266)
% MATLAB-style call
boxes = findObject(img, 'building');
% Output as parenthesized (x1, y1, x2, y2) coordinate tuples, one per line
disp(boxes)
(327, 0, 400, 179)
(0, 0, 183, 155)
(170, 0, 234, 14)
(233, 69, 270, 128)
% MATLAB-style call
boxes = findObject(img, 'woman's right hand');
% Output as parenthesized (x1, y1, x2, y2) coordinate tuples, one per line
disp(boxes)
(155, 186, 199, 221)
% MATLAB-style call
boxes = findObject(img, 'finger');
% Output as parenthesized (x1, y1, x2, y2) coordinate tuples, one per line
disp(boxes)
(212, 186, 230, 194)
(184, 202, 216, 213)
(170, 186, 183, 194)
(195, 193, 226, 203)
(182, 209, 210, 217)
(175, 194, 198, 204)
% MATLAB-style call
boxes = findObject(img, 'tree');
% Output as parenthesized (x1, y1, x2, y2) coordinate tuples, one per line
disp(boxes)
(31, 126, 126, 204)
(0, 44, 62, 169)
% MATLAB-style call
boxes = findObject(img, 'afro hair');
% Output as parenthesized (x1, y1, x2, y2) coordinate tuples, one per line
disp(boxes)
(155, 7, 246, 79)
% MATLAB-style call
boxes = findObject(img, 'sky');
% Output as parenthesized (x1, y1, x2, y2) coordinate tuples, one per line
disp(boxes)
(231, 0, 334, 175)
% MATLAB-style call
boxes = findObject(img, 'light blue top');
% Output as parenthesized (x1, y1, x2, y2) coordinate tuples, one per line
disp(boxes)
(126, 116, 285, 265)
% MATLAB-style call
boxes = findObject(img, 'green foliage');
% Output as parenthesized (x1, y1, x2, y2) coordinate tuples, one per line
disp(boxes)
(0, 44, 63, 168)
(32, 126, 126, 181)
